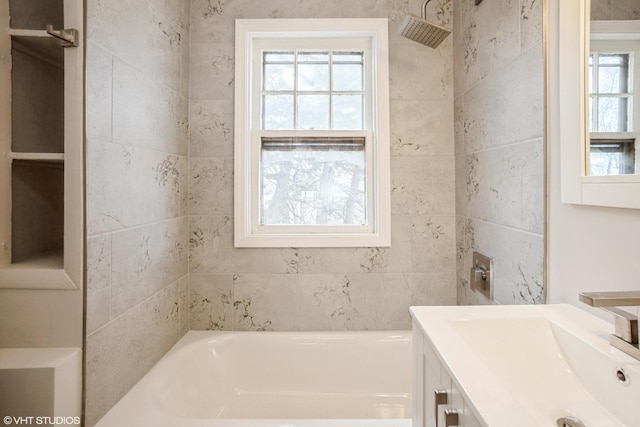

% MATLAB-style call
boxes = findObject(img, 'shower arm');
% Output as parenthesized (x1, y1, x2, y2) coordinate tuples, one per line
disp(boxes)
(420, 0, 482, 18)
(421, 0, 432, 19)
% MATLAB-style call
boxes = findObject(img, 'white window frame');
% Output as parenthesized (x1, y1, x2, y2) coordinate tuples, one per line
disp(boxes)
(234, 19, 390, 248)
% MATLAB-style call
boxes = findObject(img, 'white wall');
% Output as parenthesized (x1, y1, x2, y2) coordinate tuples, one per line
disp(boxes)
(548, 196, 640, 306)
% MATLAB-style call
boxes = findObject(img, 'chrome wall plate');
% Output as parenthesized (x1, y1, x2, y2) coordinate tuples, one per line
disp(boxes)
(470, 251, 493, 300)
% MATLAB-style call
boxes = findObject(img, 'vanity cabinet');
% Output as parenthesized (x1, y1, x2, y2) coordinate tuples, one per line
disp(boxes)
(413, 324, 482, 427)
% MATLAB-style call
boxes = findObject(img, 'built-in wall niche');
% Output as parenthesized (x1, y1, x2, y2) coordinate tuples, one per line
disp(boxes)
(9, 0, 63, 31)
(11, 160, 64, 265)
(0, 0, 83, 290)
(11, 35, 64, 153)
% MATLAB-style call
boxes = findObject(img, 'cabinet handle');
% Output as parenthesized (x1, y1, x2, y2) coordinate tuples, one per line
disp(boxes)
(444, 409, 459, 427)
(434, 389, 448, 425)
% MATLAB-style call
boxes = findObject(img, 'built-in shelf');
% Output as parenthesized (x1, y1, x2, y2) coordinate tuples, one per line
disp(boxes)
(9, 250, 63, 269)
(7, 0, 63, 32)
(10, 31, 64, 155)
(11, 152, 64, 161)
(11, 160, 64, 265)
(8, 28, 49, 37)
(0, 267, 76, 290)
(0, 0, 83, 290)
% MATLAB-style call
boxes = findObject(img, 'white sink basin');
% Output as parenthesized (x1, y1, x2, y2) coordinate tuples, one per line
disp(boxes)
(410, 304, 640, 427)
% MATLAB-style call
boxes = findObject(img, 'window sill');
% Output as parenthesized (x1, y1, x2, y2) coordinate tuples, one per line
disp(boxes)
(234, 229, 391, 248)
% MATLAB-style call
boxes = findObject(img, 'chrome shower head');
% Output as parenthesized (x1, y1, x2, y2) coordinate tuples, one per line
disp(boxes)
(398, 0, 451, 49)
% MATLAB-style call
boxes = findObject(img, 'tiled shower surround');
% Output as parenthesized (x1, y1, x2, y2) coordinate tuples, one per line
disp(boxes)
(188, 0, 457, 332)
(454, 0, 545, 305)
(591, 0, 640, 20)
(84, 0, 190, 424)
(84, 0, 549, 424)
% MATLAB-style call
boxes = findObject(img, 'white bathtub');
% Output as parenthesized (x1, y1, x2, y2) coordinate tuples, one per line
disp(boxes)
(96, 331, 412, 427)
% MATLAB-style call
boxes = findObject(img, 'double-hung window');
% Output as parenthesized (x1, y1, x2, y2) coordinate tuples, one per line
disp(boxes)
(234, 19, 390, 247)
(588, 40, 639, 175)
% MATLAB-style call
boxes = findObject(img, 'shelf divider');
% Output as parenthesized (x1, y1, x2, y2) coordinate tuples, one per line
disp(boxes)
(10, 152, 64, 162)
(8, 29, 50, 38)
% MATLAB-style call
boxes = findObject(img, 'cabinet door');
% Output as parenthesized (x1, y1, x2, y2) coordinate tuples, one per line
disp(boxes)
(431, 365, 455, 427)
(443, 372, 466, 427)
(413, 327, 425, 427)
(425, 360, 448, 427)
(421, 340, 450, 427)
(439, 367, 483, 427)
(413, 326, 486, 427)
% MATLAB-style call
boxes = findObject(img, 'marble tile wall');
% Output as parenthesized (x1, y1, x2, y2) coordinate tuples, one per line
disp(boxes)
(85, 0, 458, 422)
(84, 0, 190, 425)
(453, 0, 545, 305)
(591, 0, 640, 20)
(188, 0, 457, 332)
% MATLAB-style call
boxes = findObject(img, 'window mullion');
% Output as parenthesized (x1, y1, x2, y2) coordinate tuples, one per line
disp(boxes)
(329, 49, 334, 130)
(591, 52, 600, 132)
(294, 49, 298, 129)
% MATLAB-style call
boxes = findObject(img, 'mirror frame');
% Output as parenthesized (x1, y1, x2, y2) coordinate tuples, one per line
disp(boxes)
(552, 0, 640, 209)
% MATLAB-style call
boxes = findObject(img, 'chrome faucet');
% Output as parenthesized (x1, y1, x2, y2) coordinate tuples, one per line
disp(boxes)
(579, 291, 640, 361)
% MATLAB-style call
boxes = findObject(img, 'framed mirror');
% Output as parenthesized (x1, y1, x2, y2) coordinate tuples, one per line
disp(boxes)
(552, 0, 640, 209)
(588, 20, 640, 177)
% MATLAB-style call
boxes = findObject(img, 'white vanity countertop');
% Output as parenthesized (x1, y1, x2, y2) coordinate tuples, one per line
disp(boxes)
(410, 304, 640, 427)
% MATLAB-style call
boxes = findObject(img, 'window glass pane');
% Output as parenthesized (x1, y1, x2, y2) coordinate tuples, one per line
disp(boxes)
(263, 94, 294, 130)
(297, 51, 329, 91)
(333, 51, 364, 91)
(589, 140, 635, 176)
(298, 63, 329, 91)
(261, 138, 366, 225)
(264, 64, 294, 91)
(298, 51, 329, 62)
(332, 64, 363, 91)
(589, 148, 623, 176)
(599, 53, 627, 65)
(264, 51, 294, 62)
(598, 64, 628, 94)
(332, 94, 363, 130)
(297, 94, 329, 130)
(333, 51, 364, 63)
(597, 97, 628, 132)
